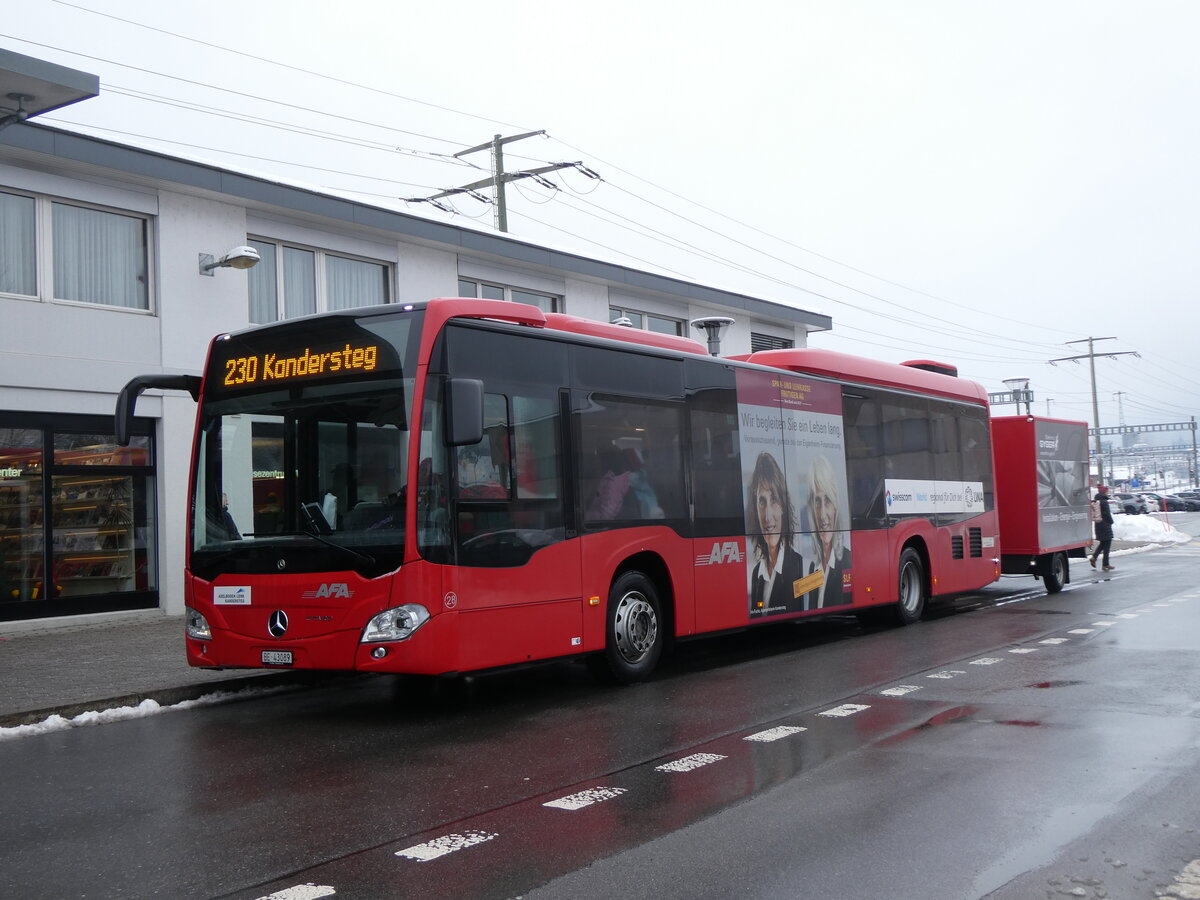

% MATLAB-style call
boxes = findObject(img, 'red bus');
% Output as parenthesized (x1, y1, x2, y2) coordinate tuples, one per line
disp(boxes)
(116, 298, 999, 683)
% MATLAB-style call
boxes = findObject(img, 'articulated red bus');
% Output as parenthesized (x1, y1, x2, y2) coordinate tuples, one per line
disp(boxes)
(116, 298, 999, 683)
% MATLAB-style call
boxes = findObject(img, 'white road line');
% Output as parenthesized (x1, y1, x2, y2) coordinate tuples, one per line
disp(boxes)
(1068, 628, 1095, 635)
(655, 753, 727, 773)
(1009, 648, 1037, 654)
(1039, 638, 1069, 645)
(396, 830, 498, 862)
(1160, 857, 1200, 898)
(1093, 621, 1116, 626)
(254, 885, 337, 900)
(970, 658, 1002, 666)
(744, 725, 807, 742)
(926, 670, 966, 679)
(819, 703, 871, 717)
(879, 685, 922, 697)
(1117, 613, 1139, 618)
(543, 786, 628, 810)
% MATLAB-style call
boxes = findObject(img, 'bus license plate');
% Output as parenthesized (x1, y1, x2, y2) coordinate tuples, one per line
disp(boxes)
(261, 650, 293, 666)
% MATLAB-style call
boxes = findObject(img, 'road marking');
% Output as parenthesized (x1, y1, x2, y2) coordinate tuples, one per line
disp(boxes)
(926, 670, 966, 679)
(1093, 621, 1116, 627)
(656, 753, 727, 773)
(254, 886, 336, 900)
(396, 830, 498, 862)
(1117, 613, 1139, 618)
(879, 685, 922, 697)
(971, 658, 1002, 666)
(1009, 648, 1037, 654)
(1153, 602, 1171, 607)
(1039, 638, 1069, 645)
(1068, 628, 1095, 635)
(819, 703, 872, 717)
(744, 725, 807, 742)
(544, 787, 628, 810)
(1160, 857, 1200, 899)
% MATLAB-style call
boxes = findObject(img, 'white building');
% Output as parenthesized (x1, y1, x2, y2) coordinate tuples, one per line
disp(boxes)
(0, 50, 830, 623)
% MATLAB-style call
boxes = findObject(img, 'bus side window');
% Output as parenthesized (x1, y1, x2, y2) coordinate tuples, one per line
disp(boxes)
(578, 394, 684, 525)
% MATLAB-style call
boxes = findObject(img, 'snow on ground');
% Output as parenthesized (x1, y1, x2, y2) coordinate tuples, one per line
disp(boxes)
(0, 685, 291, 742)
(1112, 513, 1193, 546)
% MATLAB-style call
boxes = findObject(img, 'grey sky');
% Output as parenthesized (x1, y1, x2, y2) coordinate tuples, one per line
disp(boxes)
(7, 0, 1199, 435)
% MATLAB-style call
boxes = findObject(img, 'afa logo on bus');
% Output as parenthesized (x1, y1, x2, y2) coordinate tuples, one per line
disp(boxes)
(695, 541, 745, 566)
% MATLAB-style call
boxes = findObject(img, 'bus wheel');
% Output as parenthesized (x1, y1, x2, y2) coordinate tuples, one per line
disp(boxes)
(895, 548, 926, 625)
(1043, 553, 1067, 594)
(599, 571, 663, 684)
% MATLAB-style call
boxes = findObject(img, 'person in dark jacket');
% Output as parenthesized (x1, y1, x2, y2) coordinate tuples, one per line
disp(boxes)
(1089, 484, 1115, 571)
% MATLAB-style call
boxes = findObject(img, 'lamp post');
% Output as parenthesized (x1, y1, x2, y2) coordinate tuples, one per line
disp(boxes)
(1002, 377, 1032, 415)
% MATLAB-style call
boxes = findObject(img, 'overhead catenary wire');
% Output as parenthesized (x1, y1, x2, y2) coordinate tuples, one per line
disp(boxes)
(7, 7, 1198, 424)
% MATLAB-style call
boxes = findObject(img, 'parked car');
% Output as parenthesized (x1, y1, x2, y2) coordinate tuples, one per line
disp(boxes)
(1138, 493, 1160, 512)
(1141, 492, 1186, 512)
(1112, 491, 1147, 515)
(1167, 493, 1200, 511)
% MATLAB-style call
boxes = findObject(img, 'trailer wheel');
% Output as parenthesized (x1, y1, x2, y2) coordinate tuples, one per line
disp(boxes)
(1043, 552, 1067, 594)
(895, 547, 926, 625)
(594, 571, 663, 684)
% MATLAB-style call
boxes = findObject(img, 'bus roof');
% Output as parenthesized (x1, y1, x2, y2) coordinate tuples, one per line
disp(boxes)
(731, 347, 990, 405)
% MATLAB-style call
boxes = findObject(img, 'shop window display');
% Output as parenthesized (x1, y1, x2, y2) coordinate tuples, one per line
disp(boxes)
(0, 418, 156, 620)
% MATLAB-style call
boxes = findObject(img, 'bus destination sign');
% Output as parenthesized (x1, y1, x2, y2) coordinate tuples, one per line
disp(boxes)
(219, 343, 380, 389)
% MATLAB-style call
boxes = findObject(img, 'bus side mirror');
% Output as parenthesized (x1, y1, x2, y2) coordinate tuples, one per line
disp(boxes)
(445, 377, 484, 446)
(114, 374, 201, 445)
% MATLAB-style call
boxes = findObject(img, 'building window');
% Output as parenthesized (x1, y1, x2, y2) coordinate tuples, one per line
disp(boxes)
(0, 190, 151, 310)
(609, 307, 684, 337)
(751, 332, 794, 352)
(0, 414, 158, 621)
(249, 238, 391, 324)
(458, 278, 560, 313)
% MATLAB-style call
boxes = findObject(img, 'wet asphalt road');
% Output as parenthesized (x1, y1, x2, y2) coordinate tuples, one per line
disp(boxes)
(4, 538, 1200, 900)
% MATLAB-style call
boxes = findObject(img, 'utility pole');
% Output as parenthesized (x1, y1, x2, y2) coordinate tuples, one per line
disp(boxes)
(403, 130, 598, 233)
(1049, 337, 1139, 485)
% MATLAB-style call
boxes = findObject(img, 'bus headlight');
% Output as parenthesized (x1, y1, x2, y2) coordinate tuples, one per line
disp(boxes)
(186, 607, 213, 641)
(361, 604, 430, 643)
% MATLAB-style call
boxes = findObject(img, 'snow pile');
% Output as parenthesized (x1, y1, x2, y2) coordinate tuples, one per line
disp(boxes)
(0, 685, 288, 742)
(1112, 514, 1192, 545)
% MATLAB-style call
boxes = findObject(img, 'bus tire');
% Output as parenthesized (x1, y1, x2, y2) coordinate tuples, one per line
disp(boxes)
(895, 547, 926, 625)
(1043, 552, 1067, 594)
(597, 571, 663, 684)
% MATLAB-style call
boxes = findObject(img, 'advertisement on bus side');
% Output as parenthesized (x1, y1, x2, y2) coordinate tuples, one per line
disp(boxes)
(736, 370, 853, 619)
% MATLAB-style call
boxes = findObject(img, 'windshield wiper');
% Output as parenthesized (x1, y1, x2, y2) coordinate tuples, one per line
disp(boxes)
(242, 531, 377, 567)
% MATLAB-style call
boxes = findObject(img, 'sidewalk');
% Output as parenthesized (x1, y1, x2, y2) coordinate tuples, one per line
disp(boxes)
(0, 610, 319, 727)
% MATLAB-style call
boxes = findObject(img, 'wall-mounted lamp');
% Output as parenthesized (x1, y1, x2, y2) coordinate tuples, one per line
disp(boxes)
(199, 245, 261, 276)
(690, 316, 735, 356)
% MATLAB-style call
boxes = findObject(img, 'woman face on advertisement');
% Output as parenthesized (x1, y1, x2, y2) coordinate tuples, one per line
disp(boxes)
(809, 456, 840, 557)
(756, 483, 783, 554)
(811, 482, 836, 548)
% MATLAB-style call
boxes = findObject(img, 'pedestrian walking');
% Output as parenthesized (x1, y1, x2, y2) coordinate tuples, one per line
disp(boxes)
(1089, 484, 1115, 571)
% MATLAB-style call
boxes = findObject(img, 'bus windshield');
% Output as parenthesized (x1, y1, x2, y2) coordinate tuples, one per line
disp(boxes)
(190, 309, 422, 578)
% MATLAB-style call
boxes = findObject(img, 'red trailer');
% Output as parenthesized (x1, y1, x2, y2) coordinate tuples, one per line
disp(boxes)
(992, 415, 1093, 592)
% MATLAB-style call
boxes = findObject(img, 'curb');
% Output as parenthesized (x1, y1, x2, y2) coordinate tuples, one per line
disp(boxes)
(0, 671, 340, 729)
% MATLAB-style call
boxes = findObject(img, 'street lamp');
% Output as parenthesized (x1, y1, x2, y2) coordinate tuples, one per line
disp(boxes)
(1002, 377, 1032, 415)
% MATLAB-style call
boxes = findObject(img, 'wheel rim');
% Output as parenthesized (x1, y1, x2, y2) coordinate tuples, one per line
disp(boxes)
(613, 590, 658, 664)
(1053, 555, 1065, 582)
(899, 561, 922, 614)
